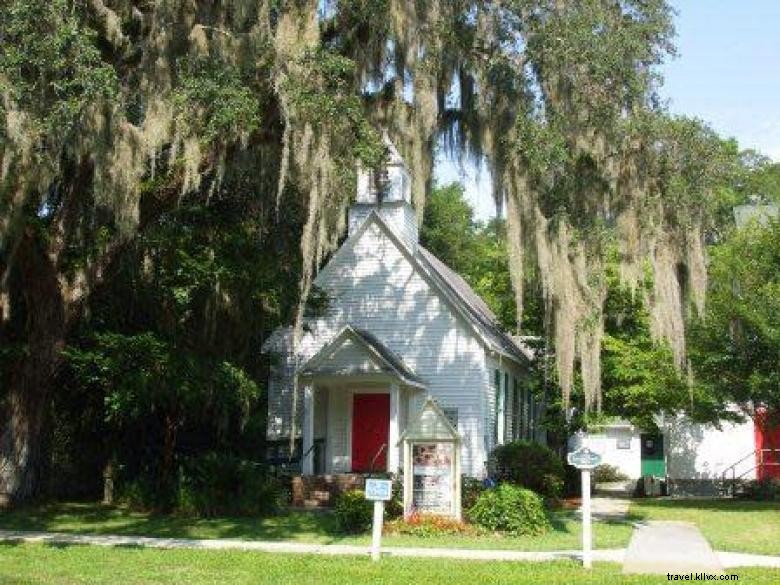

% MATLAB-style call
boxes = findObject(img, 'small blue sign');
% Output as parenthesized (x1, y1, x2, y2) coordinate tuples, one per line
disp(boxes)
(365, 479, 393, 501)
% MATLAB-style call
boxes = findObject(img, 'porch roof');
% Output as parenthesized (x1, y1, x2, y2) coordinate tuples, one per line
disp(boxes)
(298, 325, 427, 388)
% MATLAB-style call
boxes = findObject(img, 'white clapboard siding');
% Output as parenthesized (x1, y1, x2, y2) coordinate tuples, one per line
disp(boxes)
(266, 350, 301, 440)
(307, 218, 488, 475)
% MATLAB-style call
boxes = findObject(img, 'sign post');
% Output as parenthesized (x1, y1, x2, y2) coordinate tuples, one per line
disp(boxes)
(365, 479, 393, 561)
(567, 446, 602, 569)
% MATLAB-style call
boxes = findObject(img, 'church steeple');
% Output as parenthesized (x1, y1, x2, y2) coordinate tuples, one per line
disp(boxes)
(349, 135, 418, 248)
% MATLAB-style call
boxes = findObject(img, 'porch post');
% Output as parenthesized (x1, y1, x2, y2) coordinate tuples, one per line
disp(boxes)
(302, 383, 314, 475)
(388, 383, 400, 473)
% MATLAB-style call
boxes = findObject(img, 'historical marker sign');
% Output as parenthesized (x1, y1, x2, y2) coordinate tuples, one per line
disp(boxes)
(365, 479, 393, 501)
(365, 479, 393, 561)
(567, 446, 602, 469)
(567, 443, 602, 569)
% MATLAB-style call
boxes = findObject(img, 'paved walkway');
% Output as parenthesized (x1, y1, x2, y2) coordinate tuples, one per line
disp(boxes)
(1, 527, 778, 569)
(623, 521, 723, 574)
(0, 529, 623, 563)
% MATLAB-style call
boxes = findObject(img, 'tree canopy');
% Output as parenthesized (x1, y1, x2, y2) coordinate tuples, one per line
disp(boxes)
(0, 0, 772, 502)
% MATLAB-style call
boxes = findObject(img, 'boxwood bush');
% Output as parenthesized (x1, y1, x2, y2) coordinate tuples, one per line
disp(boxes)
(592, 463, 629, 483)
(467, 483, 550, 535)
(334, 489, 373, 533)
(492, 441, 565, 500)
(461, 475, 487, 511)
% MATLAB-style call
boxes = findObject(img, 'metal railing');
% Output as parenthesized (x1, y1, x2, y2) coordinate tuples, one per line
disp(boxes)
(721, 448, 780, 494)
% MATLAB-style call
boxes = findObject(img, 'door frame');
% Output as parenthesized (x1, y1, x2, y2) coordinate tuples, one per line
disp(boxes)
(345, 386, 390, 473)
(640, 433, 666, 477)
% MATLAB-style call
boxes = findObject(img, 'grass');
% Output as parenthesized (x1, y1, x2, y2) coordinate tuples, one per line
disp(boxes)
(0, 502, 634, 551)
(3, 498, 777, 558)
(629, 498, 780, 556)
(2, 543, 777, 585)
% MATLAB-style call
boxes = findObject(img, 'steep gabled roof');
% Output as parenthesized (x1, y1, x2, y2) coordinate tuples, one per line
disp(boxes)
(416, 246, 533, 365)
(310, 210, 533, 368)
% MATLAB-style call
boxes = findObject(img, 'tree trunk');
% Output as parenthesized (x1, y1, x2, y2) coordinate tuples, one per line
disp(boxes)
(0, 228, 66, 505)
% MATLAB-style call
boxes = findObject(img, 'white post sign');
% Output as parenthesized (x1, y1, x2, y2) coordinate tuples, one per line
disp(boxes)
(365, 479, 393, 561)
(567, 446, 602, 569)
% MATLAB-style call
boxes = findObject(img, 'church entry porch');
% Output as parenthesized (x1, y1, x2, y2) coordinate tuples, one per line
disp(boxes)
(296, 326, 427, 482)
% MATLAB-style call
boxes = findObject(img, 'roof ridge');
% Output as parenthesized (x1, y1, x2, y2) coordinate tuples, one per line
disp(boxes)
(416, 246, 531, 365)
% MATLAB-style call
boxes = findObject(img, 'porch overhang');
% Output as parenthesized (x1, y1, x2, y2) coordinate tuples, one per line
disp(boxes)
(297, 325, 427, 390)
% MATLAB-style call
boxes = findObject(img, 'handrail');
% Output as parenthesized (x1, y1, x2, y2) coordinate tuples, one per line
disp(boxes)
(721, 450, 759, 480)
(368, 443, 387, 475)
(721, 448, 780, 494)
(302, 443, 317, 460)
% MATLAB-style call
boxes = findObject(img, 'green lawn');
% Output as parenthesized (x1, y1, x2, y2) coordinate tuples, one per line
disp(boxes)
(629, 498, 780, 556)
(0, 502, 633, 551)
(2, 543, 776, 585)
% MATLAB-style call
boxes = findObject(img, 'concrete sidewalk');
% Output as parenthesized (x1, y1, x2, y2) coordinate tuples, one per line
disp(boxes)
(623, 521, 723, 574)
(0, 529, 623, 563)
(1, 528, 778, 568)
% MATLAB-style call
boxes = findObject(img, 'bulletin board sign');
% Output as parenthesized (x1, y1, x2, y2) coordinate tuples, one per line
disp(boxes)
(399, 397, 461, 520)
(411, 443, 453, 514)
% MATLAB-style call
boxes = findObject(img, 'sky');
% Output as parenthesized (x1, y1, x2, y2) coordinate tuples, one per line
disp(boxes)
(435, 1, 780, 220)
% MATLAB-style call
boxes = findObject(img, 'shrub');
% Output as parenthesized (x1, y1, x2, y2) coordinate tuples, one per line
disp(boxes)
(176, 452, 284, 517)
(119, 476, 177, 512)
(461, 475, 486, 511)
(738, 478, 780, 501)
(334, 489, 373, 533)
(467, 483, 551, 535)
(385, 513, 476, 537)
(563, 463, 581, 497)
(592, 464, 629, 483)
(492, 441, 566, 500)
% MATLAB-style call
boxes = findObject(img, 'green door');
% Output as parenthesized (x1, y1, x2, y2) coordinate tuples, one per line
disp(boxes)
(640, 434, 666, 476)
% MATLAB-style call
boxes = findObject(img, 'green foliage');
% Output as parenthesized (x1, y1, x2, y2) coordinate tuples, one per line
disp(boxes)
(120, 454, 285, 516)
(65, 332, 260, 429)
(334, 489, 372, 533)
(461, 476, 487, 512)
(737, 478, 780, 502)
(467, 483, 550, 536)
(492, 441, 565, 501)
(592, 464, 629, 483)
(689, 220, 780, 417)
(420, 183, 479, 274)
(176, 453, 284, 517)
(284, 48, 385, 170)
(737, 152, 780, 205)
(420, 183, 543, 333)
(0, 0, 117, 137)
(600, 258, 723, 429)
(174, 59, 263, 144)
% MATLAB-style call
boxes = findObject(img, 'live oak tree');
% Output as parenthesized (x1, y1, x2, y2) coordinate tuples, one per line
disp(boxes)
(0, 0, 737, 502)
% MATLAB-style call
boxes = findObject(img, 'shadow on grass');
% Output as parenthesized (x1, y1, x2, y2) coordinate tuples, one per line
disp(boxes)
(1, 501, 639, 548)
(0, 502, 349, 543)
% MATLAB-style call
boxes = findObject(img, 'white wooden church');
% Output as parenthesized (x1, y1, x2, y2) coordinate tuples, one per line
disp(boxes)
(262, 142, 544, 487)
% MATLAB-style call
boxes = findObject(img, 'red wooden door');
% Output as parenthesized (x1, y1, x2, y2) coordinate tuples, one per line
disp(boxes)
(755, 409, 780, 480)
(351, 393, 390, 472)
